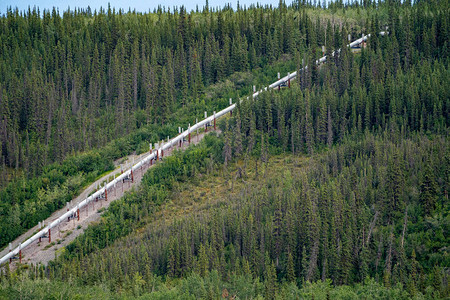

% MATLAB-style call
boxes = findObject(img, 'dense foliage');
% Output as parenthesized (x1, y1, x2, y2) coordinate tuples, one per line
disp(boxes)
(0, 1, 303, 247)
(0, 273, 428, 299)
(0, 0, 319, 179)
(0, 123, 176, 248)
(1, 0, 449, 298)
(38, 132, 447, 298)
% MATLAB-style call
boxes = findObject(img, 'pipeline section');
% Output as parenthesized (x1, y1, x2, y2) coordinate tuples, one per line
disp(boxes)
(0, 32, 383, 266)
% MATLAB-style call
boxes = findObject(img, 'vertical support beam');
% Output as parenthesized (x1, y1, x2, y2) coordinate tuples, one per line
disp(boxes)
(48, 228, 51, 243)
(278, 72, 281, 90)
(178, 127, 182, 147)
(19, 243, 21, 264)
(229, 98, 233, 116)
(131, 169, 134, 182)
(213, 111, 216, 130)
(113, 175, 116, 197)
(9, 243, 12, 263)
(188, 124, 191, 144)
(204, 111, 208, 132)
(105, 187, 108, 201)
(196, 119, 199, 141)
(77, 206, 80, 221)
(288, 72, 291, 88)
(121, 164, 123, 174)
(156, 147, 159, 161)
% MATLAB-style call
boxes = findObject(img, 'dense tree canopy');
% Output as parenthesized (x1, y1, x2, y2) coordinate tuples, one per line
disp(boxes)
(0, 0, 449, 298)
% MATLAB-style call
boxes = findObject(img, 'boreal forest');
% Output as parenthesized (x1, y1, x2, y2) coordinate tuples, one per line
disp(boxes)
(0, 0, 448, 298)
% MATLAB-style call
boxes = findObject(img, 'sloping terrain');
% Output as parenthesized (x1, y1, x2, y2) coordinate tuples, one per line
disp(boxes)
(3, 130, 212, 267)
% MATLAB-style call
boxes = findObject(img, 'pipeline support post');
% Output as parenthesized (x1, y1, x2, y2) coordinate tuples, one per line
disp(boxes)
(77, 207, 80, 221)
(131, 169, 134, 182)
(204, 111, 208, 132)
(188, 124, 191, 144)
(229, 98, 233, 116)
(288, 72, 291, 88)
(9, 243, 12, 263)
(213, 111, 216, 130)
(19, 243, 21, 264)
(156, 147, 159, 161)
(196, 119, 199, 141)
(167, 136, 170, 153)
(278, 73, 281, 90)
(48, 228, 51, 243)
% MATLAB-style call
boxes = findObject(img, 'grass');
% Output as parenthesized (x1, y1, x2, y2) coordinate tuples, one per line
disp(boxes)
(63, 231, 72, 238)
(43, 242, 55, 250)
(143, 152, 309, 231)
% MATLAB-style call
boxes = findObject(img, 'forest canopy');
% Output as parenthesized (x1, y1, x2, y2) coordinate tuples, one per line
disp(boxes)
(0, 0, 449, 299)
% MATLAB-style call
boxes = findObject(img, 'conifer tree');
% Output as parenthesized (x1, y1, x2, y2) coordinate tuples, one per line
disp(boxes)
(264, 255, 277, 300)
(327, 106, 333, 147)
(287, 251, 295, 283)
(305, 91, 314, 154)
(419, 163, 438, 216)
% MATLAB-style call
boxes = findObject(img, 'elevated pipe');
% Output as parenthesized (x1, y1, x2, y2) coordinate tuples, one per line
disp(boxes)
(268, 32, 385, 90)
(0, 32, 384, 266)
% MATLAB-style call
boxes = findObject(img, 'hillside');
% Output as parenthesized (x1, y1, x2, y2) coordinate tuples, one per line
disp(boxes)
(0, 3, 299, 248)
(1, 0, 449, 299)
